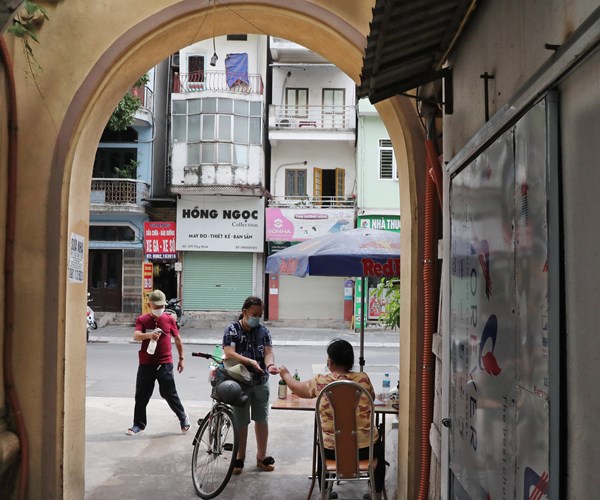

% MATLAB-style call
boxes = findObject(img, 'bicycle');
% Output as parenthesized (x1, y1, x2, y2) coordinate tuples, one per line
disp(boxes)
(190, 351, 254, 499)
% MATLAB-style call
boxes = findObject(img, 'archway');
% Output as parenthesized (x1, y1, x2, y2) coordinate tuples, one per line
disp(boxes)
(2, 1, 424, 496)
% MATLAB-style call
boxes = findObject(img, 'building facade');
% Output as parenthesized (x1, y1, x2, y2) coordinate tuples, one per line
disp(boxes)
(266, 37, 357, 323)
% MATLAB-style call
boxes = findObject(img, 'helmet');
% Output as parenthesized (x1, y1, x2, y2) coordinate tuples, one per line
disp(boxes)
(215, 379, 246, 405)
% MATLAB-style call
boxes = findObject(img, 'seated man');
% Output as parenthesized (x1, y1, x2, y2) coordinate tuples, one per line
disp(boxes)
(279, 339, 385, 499)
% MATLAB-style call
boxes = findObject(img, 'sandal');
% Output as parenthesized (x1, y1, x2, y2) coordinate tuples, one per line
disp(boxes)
(233, 458, 245, 475)
(256, 456, 275, 472)
(180, 416, 191, 433)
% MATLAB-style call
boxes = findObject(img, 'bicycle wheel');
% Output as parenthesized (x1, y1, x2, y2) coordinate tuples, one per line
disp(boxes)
(191, 406, 238, 499)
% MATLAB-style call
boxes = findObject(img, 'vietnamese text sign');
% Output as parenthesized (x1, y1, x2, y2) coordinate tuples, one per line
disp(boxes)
(266, 207, 354, 241)
(144, 221, 177, 260)
(68, 233, 85, 283)
(176, 196, 264, 252)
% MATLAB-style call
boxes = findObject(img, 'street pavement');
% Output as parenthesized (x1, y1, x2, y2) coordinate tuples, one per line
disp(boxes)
(85, 324, 400, 500)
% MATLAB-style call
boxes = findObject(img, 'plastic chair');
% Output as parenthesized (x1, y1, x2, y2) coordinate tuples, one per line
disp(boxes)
(314, 380, 377, 500)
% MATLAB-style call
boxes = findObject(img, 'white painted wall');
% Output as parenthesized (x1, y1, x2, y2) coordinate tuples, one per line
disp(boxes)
(270, 141, 356, 197)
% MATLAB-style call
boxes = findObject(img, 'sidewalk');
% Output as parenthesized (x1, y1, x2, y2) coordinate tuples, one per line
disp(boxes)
(88, 323, 401, 349)
(85, 324, 400, 499)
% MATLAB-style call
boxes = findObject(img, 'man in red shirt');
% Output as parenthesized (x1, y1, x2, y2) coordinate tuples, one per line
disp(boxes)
(126, 289, 190, 435)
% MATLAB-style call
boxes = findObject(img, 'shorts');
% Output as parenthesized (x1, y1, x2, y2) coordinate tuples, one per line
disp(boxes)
(232, 382, 270, 427)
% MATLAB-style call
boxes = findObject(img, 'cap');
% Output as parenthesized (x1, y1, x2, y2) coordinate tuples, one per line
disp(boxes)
(223, 358, 253, 385)
(148, 289, 167, 306)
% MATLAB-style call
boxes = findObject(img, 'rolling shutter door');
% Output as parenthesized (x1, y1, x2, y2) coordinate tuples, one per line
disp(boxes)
(183, 252, 253, 310)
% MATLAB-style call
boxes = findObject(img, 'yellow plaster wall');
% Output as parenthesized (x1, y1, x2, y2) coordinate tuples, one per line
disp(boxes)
(0, 1, 425, 497)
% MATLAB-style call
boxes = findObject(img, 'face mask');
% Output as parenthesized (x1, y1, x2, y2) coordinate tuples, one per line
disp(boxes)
(246, 316, 261, 328)
(151, 307, 165, 317)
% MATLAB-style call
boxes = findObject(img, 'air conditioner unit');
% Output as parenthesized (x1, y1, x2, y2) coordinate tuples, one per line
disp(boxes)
(276, 118, 297, 128)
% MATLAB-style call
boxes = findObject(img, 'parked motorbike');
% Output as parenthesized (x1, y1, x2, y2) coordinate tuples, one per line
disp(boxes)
(86, 293, 98, 342)
(165, 297, 183, 328)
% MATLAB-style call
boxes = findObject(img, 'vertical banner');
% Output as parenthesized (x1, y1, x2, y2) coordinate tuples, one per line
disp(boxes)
(144, 221, 177, 260)
(142, 262, 153, 314)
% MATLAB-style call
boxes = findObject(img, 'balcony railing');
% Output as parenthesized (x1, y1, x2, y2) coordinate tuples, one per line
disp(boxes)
(131, 85, 154, 111)
(268, 195, 356, 209)
(269, 104, 356, 130)
(173, 71, 264, 95)
(90, 179, 149, 207)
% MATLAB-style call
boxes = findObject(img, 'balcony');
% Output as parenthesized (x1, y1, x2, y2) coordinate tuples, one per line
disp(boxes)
(269, 105, 355, 130)
(173, 71, 264, 95)
(90, 179, 149, 213)
(268, 105, 356, 145)
(268, 195, 356, 209)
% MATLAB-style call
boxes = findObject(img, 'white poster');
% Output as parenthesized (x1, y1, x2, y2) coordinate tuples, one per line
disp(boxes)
(176, 196, 264, 252)
(266, 207, 355, 241)
(68, 233, 85, 283)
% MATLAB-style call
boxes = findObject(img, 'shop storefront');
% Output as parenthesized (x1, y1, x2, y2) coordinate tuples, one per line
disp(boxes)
(176, 195, 265, 311)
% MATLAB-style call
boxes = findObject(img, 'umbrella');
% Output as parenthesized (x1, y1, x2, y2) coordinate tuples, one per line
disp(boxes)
(266, 227, 400, 369)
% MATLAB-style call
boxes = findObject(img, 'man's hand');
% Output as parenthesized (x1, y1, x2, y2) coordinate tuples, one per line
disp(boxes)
(148, 330, 161, 341)
(177, 358, 185, 373)
(248, 358, 264, 373)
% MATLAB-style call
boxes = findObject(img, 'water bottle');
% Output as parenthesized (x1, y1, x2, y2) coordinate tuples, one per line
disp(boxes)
(278, 378, 287, 399)
(381, 373, 391, 401)
(293, 369, 300, 381)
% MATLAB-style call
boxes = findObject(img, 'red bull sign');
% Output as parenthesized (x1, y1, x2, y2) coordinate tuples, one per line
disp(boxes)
(361, 257, 400, 277)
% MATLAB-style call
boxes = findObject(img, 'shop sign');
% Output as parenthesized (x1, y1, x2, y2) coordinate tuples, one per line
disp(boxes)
(358, 214, 400, 232)
(176, 196, 264, 252)
(266, 207, 355, 241)
(144, 221, 177, 260)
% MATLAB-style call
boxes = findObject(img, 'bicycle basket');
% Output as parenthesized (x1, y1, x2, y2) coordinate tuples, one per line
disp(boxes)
(210, 366, 254, 407)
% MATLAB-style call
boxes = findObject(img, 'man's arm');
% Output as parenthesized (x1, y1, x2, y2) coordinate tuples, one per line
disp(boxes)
(133, 329, 159, 342)
(174, 335, 185, 373)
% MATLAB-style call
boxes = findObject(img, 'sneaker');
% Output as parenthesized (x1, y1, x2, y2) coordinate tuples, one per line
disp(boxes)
(126, 425, 144, 436)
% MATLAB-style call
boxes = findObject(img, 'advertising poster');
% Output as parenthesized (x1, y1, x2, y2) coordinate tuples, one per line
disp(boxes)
(142, 262, 153, 314)
(177, 196, 264, 252)
(265, 207, 354, 241)
(68, 233, 85, 283)
(144, 221, 177, 260)
(449, 98, 550, 499)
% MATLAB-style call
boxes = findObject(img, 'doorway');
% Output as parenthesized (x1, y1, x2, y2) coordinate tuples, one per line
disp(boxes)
(88, 250, 123, 311)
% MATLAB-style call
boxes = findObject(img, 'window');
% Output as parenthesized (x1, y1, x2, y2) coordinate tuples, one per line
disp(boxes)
(285, 88, 309, 117)
(187, 56, 204, 86)
(379, 139, 397, 180)
(322, 88, 345, 127)
(285, 169, 307, 196)
(89, 225, 135, 241)
(172, 97, 263, 167)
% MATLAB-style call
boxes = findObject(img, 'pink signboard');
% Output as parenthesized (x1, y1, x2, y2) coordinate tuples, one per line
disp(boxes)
(265, 207, 354, 241)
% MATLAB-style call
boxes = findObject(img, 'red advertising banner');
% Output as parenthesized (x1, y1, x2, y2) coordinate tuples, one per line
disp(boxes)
(142, 262, 154, 314)
(144, 221, 177, 260)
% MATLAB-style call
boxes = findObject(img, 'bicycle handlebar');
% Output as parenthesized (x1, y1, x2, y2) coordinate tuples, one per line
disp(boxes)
(192, 352, 222, 363)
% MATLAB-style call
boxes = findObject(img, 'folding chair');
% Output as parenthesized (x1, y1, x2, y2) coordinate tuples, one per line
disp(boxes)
(314, 380, 377, 500)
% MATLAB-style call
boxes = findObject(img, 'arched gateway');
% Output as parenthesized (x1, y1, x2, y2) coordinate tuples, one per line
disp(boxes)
(0, 1, 425, 497)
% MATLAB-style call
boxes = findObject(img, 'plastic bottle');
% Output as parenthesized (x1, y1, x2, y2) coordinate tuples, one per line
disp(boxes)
(211, 345, 223, 365)
(147, 328, 161, 355)
(381, 373, 391, 401)
(293, 369, 300, 381)
(147, 338, 157, 355)
(278, 378, 287, 399)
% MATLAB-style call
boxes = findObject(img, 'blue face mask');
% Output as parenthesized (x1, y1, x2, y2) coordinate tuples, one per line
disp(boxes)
(246, 316, 261, 328)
